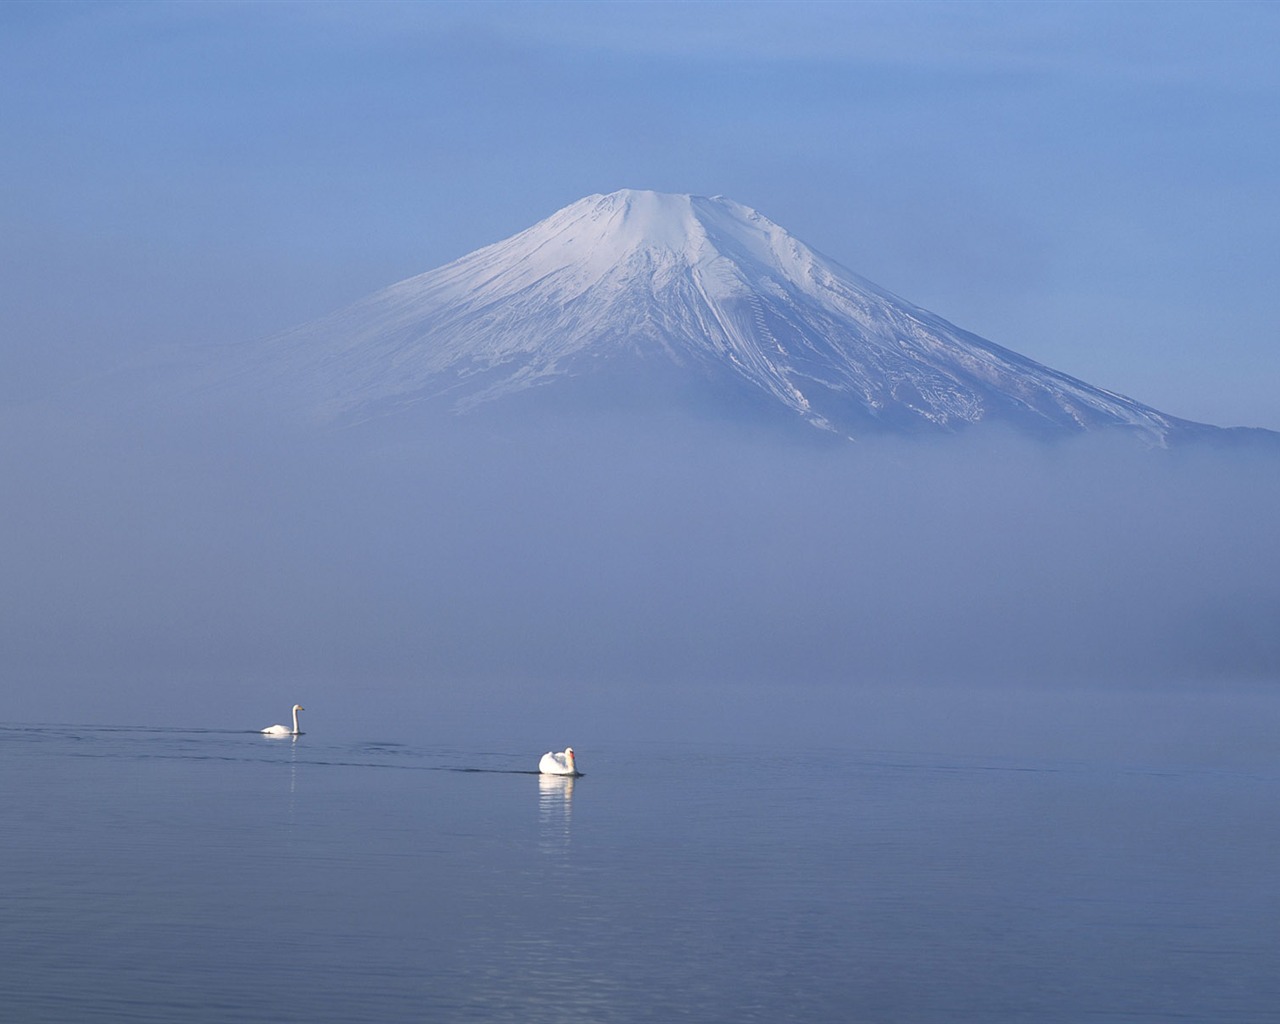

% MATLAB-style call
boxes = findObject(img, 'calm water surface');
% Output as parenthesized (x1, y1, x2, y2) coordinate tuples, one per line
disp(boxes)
(2, 699, 1278, 1023)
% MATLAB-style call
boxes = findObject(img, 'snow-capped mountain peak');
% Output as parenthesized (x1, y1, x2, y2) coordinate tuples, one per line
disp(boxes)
(235, 190, 1250, 445)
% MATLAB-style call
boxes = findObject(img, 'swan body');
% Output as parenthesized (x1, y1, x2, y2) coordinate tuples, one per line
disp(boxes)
(539, 747, 578, 775)
(262, 704, 305, 736)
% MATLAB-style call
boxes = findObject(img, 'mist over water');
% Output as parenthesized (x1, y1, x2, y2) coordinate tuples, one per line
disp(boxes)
(3, 394, 1278, 744)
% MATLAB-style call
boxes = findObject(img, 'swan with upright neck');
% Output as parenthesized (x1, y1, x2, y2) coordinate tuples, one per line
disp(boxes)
(262, 704, 305, 736)
(539, 747, 578, 775)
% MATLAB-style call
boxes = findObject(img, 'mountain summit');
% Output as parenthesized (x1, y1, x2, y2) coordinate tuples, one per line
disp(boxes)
(238, 189, 1244, 444)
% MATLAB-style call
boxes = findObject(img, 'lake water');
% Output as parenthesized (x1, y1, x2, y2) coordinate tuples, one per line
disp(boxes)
(2, 687, 1278, 1023)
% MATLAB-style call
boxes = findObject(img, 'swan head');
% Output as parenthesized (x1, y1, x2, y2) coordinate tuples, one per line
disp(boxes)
(564, 747, 575, 762)
(293, 704, 305, 712)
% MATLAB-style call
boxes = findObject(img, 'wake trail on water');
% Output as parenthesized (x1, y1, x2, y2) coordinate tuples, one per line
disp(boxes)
(0, 723, 559, 775)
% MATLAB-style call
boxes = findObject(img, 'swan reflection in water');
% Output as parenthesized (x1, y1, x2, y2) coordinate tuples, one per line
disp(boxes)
(538, 773, 575, 853)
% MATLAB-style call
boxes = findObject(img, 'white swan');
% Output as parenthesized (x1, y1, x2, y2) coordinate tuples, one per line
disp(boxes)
(261, 704, 305, 736)
(539, 747, 578, 775)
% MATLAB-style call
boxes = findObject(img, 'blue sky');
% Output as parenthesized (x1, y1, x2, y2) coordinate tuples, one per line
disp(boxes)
(3, 0, 1277, 429)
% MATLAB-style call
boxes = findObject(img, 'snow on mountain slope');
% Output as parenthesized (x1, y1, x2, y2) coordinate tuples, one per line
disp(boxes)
(227, 190, 1238, 445)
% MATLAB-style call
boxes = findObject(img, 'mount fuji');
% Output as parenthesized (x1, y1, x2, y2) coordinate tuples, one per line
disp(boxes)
(219, 190, 1264, 446)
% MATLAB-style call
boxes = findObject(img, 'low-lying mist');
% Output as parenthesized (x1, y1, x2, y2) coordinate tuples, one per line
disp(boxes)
(3, 399, 1277, 745)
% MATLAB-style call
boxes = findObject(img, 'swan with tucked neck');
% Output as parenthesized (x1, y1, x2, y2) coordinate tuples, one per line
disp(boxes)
(539, 747, 578, 775)
(262, 704, 305, 737)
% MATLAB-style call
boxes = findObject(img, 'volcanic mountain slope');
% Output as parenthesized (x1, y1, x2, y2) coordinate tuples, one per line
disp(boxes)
(225, 189, 1256, 445)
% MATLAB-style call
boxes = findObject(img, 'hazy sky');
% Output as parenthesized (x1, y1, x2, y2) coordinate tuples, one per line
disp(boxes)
(2, 0, 1278, 430)
(2, 3, 1279, 735)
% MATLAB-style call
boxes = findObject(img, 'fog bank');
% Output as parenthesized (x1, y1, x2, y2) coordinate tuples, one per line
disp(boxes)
(2, 403, 1277, 740)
